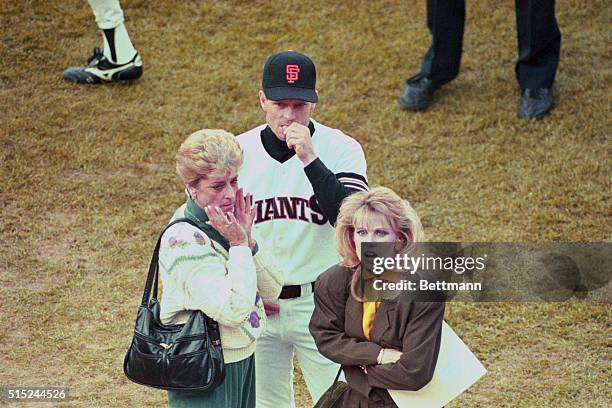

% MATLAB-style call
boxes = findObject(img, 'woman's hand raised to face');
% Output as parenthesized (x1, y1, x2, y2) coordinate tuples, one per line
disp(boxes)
(206, 205, 249, 247)
(233, 188, 256, 248)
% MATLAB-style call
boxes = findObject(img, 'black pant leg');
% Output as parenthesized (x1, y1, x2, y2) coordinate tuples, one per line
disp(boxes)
(418, 0, 466, 86)
(515, 0, 561, 90)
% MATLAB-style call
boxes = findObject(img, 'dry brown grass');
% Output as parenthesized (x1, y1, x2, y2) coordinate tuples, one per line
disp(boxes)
(1, 0, 610, 407)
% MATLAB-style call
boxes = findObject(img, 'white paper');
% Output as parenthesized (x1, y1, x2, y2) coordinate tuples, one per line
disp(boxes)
(388, 321, 486, 408)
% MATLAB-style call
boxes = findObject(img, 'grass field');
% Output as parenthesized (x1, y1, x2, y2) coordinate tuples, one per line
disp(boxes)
(1, 0, 610, 407)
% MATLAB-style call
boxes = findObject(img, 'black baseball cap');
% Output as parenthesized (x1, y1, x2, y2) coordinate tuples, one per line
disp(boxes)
(262, 51, 318, 103)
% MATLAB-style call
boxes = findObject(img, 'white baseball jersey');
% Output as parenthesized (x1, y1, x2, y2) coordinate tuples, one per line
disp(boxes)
(236, 119, 368, 286)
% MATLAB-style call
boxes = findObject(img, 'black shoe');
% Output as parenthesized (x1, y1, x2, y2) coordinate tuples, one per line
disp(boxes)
(518, 88, 553, 119)
(399, 75, 438, 111)
(63, 47, 143, 84)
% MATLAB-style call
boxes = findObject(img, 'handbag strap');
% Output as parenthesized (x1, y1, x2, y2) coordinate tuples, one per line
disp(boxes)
(140, 217, 201, 307)
(332, 366, 343, 384)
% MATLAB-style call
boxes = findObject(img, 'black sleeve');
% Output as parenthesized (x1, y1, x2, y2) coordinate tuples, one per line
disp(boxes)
(304, 158, 368, 225)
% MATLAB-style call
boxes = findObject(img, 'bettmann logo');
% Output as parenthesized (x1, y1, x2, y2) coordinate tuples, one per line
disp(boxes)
(286, 64, 300, 83)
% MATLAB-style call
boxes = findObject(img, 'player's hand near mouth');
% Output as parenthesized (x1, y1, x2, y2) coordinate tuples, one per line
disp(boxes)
(285, 122, 317, 166)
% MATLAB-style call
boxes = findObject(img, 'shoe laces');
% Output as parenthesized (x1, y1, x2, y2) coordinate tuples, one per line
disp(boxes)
(524, 88, 550, 99)
(87, 47, 105, 66)
(408, 76, 434, 92)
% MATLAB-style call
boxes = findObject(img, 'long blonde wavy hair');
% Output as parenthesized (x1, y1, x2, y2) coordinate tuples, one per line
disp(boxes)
(334, 186, 425, 301)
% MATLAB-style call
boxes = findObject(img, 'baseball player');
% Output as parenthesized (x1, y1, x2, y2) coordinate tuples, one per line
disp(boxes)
(63, 0, 142, 83)
(236, 51, 368, 407)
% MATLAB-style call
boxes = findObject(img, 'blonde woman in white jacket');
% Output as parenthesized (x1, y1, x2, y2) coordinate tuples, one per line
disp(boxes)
(159, 129, 283, 408)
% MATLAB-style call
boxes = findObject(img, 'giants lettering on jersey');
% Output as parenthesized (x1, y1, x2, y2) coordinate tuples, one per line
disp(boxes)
(254, 195, 327, 225)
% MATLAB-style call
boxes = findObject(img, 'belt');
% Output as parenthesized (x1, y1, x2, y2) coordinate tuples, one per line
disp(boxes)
(278, 282, 316, 299)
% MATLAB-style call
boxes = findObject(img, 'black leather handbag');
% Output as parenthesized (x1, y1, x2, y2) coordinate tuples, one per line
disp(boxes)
(123, 218, 225, 392)
(314, 367, 349, 408)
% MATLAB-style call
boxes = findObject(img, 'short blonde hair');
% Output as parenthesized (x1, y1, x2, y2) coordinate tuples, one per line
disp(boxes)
(176, 129, 243, 186)
(335, 186, 425, 268)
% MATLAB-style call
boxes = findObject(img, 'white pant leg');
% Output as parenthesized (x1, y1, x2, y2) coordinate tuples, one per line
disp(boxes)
(87, 0, 136, 64)
(255, 309, 295, 408)
(88, 0, 124, 30)
(290, 294, 341, 403)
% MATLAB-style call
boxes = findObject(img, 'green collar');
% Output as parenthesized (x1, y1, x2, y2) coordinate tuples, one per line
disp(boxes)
(184, 197, 230, 252)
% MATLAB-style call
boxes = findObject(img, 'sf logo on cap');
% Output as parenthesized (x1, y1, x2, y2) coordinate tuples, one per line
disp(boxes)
(286, 64, 300, 84)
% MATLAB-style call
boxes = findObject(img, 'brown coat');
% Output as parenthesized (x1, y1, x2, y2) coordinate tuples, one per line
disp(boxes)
(309, 265, 445, 408)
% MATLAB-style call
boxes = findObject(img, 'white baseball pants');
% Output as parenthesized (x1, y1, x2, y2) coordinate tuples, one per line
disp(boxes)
(255, 294, 340, 407)
(88, 0, 124, 30)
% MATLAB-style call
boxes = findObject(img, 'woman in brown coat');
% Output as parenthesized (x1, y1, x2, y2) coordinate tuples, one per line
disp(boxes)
(309, 187, 445, 407)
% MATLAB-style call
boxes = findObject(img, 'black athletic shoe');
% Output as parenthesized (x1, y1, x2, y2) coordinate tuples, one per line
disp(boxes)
(518, 88, 553, 120)
(63, 47, 143, 84)
(399, 74, 438, 111)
